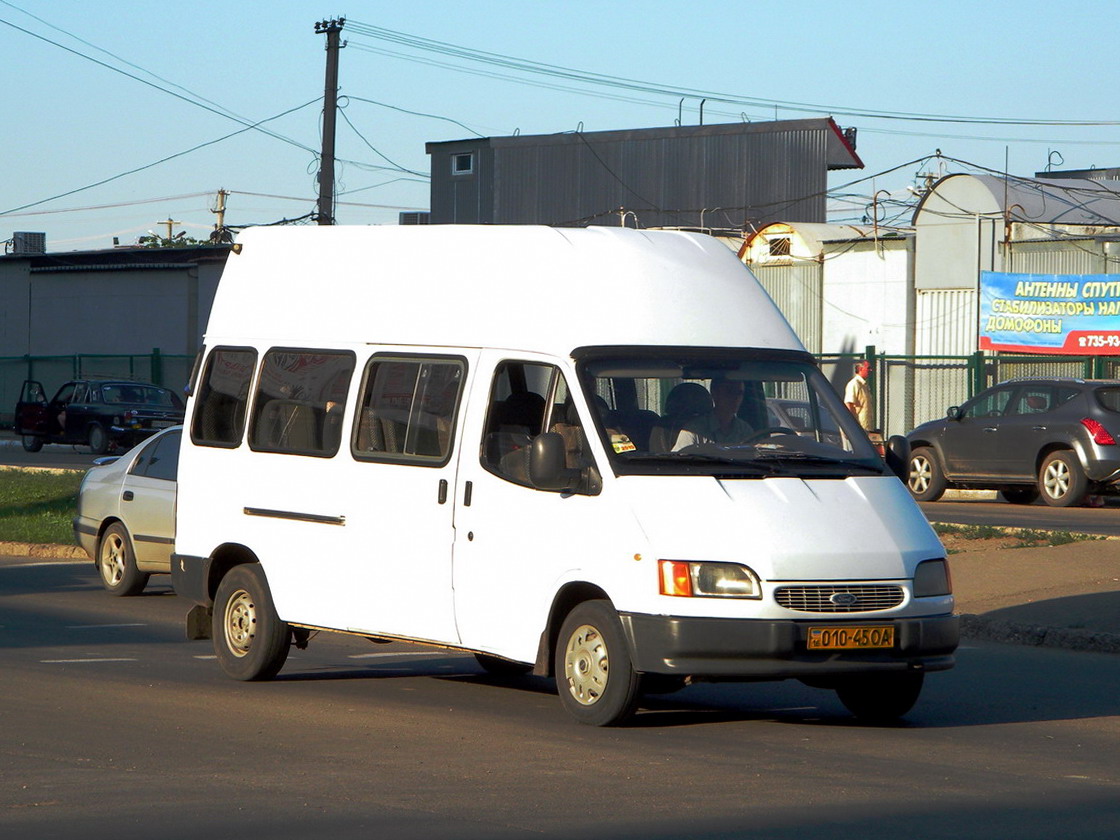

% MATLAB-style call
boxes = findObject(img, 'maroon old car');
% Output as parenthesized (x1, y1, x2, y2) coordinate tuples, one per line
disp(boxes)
(15, 379, 185, 454)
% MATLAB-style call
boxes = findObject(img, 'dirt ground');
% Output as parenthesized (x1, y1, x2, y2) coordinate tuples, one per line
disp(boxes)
(936, 532, 1037, 553)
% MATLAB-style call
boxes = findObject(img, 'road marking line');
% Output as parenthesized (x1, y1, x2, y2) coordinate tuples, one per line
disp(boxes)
(41, 658, 138, 663)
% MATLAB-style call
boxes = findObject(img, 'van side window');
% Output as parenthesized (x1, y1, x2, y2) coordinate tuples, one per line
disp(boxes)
(247, 349, 356, 457)
(352, 357, 464, 465)
(191, 347, 258, 447)
(481, 361, 592, 486)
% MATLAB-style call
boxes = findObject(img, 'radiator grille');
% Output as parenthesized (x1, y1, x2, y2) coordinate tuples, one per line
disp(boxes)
(774, 584, 904, 613)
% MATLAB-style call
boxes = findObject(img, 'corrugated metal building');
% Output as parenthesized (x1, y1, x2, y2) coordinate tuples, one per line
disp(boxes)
(0, 245, 228, 358)
(425, 117, 862, 230)
(738, 174, 1120, 435)
(912, 174, 1120, 356)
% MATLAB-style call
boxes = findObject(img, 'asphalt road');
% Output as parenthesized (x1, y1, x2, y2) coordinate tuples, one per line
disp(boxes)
(3, 557, 1119, 840)
(920, 497, 1120, 536)
(0, 433, 110, 470)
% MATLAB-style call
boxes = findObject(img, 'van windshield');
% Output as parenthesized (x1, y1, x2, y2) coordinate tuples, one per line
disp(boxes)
(576, 348, 884, 478)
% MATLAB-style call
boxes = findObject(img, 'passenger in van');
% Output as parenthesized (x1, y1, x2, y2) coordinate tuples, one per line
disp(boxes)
(672, 377, 754, 450)
(648, 382, 713, 452)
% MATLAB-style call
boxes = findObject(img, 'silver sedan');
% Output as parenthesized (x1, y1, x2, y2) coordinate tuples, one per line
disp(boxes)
(73, 426, 180, 595)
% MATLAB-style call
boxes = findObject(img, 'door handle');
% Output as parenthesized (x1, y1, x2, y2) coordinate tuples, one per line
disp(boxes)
(1032, 425, 1047, 431)
(122, 490, 134, 501)
(464, 480, 473, 507)
(983, 427, 998, 433)
(438, 479, 448, 505)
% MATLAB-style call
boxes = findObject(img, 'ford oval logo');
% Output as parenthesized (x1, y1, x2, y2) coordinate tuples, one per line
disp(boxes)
(830, 592, 859, 607)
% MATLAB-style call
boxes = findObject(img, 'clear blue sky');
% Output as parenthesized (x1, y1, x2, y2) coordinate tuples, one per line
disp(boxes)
(3, 0, 1118, 251)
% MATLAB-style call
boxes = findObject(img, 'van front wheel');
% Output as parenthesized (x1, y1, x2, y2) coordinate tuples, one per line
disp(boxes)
(835, 672, 924, 723)
(212, 564, 291, 681)
(556, 600, 641, 726)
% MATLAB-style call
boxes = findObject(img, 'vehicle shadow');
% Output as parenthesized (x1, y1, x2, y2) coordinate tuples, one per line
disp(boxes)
(968, 591, 1120, 645)
(272, 639, 1120, 731)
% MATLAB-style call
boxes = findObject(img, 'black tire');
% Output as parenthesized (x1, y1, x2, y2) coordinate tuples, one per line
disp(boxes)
(212, 564, 291, 681)
(474, 653, 533, 677)
(22, 435, 43, 453)
(999, 487, 1040, 505)
(555, 600, 641, 726)
(907, 447, 947, 502)
(88, 422, 109, 455)
(835, 672, 925, 723)
(97, 521, 149, 596)
(1038, 450, 1088, 508)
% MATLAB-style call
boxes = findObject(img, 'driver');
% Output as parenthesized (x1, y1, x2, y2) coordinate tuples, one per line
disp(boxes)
(672, 377, 754, 450)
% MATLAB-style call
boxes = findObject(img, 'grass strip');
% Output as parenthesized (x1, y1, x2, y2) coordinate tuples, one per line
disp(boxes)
(0, 467, 84, 545)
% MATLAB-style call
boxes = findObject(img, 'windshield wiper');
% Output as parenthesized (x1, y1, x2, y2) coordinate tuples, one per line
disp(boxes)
(620, 452, 779, 473)
(751, 451, 885, 473)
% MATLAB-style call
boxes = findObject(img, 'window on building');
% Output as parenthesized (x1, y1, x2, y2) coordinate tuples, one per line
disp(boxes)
(768, 237, 791, 257)
(452, 152, 474, 175)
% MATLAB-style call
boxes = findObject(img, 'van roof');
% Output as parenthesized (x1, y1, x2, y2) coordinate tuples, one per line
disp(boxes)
(206, 225, 804, 356)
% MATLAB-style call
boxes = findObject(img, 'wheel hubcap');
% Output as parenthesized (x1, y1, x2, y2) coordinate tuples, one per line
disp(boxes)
(563, 623, 608, 706)
(1044, 461, 1069, 498)
(99, 534, 125, 586)
(909, 458, 931, 493)
(224, 589, 257, 657)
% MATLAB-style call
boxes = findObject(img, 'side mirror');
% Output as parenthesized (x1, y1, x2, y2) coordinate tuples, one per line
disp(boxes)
(946, 406, 962, 420)
(884, 435, 911, 482)
(529, 433, 580, 492)
(529, 433, 602, 495)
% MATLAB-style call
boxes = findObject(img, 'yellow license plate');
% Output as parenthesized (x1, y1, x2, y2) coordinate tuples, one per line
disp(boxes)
(807, 625, 895, 650)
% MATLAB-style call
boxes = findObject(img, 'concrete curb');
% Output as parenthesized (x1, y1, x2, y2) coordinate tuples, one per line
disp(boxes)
(0, 541, 86, 560)
(960, 614, 1120, 655)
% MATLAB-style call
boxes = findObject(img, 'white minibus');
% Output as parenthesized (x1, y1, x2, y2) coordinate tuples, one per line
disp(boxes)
(172, 224, 957, 726)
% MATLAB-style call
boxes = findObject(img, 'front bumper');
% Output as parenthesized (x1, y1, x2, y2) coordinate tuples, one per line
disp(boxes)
(619, 612, 959, 679)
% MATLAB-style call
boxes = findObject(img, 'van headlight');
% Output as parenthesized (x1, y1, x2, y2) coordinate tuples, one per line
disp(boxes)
(658, 560, 761, 599)
(913, 559, 952, 597)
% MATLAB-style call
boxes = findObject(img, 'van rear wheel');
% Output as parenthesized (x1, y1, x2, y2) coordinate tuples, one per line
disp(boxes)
(212, 564, 291, 681)
(835, 672, 924, 723)
(556, 600, 641, 726)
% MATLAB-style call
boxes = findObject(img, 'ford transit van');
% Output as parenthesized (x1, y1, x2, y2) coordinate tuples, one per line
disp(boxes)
(172, 225, 957, 726)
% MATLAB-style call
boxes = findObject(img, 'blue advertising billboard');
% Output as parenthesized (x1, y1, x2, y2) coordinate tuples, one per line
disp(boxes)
(979, 271, 1120, 354)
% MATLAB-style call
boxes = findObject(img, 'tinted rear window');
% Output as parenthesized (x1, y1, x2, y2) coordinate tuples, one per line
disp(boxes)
(1093, 387, 1120, 413)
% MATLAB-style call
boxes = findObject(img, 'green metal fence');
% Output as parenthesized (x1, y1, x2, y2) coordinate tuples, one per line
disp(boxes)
(1, 351, 195, 427)
(7, 347, 1119, 439)
(822, 347, 1120, 439)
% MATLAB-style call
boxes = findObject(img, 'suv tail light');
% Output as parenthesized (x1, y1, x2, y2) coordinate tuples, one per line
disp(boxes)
(1081, 417, 1116, 445)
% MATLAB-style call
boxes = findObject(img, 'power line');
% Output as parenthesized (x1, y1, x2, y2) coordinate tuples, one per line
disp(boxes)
(0, 12, 318, 153)
(1, 100, 322, 216)
(345, 20, 1120, 128)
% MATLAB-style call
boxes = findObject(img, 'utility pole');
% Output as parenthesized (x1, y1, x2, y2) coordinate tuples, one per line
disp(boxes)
(314, 17, 346, 225)
(210, 188, 232, 243)
(158, 218, 180, 240)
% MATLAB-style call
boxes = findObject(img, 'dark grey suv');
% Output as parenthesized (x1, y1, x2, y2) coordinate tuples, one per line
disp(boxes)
(906, 378, 1120, 507)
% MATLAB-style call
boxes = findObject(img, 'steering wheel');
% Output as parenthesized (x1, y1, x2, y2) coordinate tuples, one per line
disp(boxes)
(742, 426, 799, 444)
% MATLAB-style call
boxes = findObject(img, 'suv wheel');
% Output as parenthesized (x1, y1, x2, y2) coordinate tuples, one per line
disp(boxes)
(907, 447, 946, 502)
(1038, 451, 1088, 507)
